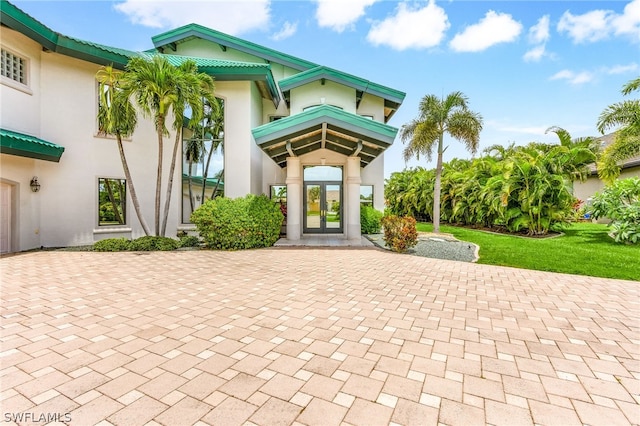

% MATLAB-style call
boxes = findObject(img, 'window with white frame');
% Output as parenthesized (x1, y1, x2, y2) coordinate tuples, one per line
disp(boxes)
(1, 49, 27, 85)
(98, 178, 127, 226)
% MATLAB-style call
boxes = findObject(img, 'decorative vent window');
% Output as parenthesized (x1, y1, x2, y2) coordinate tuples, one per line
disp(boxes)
(1, 49, 26, 84)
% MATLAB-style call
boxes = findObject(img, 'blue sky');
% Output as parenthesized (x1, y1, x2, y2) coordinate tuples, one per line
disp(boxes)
(13, 0, 640, 177)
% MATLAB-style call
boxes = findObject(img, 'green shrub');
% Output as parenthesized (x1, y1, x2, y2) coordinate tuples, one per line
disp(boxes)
(590, 177, 640, 244)
(191, 194, 283, 250)
(130, 236, 179, 251)
(381, 215, 418, 253)
(361, 205, 383, 234)
(179, 235, 201, 248)
(94, 238, 132, 252)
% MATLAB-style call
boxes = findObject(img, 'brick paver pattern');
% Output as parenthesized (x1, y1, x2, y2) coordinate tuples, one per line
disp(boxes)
(1, 249, 638, 425)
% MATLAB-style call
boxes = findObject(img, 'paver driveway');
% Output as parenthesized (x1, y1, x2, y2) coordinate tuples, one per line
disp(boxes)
(1, 249, 638, 425)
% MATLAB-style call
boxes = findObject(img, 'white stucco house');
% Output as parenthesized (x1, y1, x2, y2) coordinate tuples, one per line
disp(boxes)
(0, 1, 405, 253)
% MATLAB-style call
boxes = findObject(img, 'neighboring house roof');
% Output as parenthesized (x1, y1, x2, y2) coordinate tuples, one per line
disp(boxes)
(278, 66, 406, 123)
(181, 174, 224, 188)
(0, 128, 65, 162)
(586, 133, 640, 174)
(252, 105, 398, 168)
(151, 23, 318, 71)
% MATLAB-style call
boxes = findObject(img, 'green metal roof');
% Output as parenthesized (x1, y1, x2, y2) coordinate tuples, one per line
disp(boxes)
(152, 23, 318, 71)
(279, 66, 406, 106)
(0, 128, 65, 162)
(252, 105, 398, 168)
(1, 2, 281, 104)
(160, 54, 280, 103)
(0, 0, 58, 51)
(1, 1, 138, 68)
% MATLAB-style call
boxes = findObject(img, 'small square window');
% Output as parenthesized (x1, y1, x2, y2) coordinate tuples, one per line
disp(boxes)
(98, 178, 126, 226)
(1, 49, 27, 85)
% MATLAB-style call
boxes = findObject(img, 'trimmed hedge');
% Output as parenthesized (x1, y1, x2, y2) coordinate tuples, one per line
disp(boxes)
(93, 236, 179, 251)
(94, 238, 132, 252)
(129, 236, 179, 251)
(360, 205, 383, 234)
(191, 194, 283, 250)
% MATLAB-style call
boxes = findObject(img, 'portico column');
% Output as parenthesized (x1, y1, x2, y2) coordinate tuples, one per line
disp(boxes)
(285, 156, 301, 240)
(346, 156, 362, 241)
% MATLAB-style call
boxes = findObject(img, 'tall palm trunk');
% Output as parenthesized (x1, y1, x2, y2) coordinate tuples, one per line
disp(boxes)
(433, 135, 444, 233)
(117, 135, 151, 235)
(155, 116, 164, 236)
(160, 128, 181, 236)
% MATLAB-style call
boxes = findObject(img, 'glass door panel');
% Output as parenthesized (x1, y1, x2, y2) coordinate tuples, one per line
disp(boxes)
(304, 183, 342, 233)
(305, 184, 321, 232)
(325, 184, 341, 230)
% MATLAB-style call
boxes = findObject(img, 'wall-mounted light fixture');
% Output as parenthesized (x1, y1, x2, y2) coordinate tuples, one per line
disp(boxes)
(30, 176, 40, 192)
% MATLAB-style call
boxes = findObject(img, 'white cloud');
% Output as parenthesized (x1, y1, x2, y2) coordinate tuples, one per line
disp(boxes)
(604, 63, 639, 74)
(523, 45, 546, 62)
(271, 21, 297, 41)
(557, 9, 612, 43)
(450, 10, 522, 52)
(549, 69, 594, 85)
(558, 0, 640, 43)
(114, 0, 270, 35)
(528, 15, 550, 44)
(612, 0, 640, 41)
(316, 0, 379, 33)
(366, 0, 449, 50)
(523, 15, 550, 62)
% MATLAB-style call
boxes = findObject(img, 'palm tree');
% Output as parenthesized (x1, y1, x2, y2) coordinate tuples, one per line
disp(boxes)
(544, 126, 598, 182)
(122, 55, 180, 236)
(400, 91, 483, 233)
(160, 61, 215, 236)
(597, 76, 640, 183)
(96, 66, 151, 235)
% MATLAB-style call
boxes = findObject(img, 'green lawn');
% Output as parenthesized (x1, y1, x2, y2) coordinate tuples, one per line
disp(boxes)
(416, 222, 640, 281)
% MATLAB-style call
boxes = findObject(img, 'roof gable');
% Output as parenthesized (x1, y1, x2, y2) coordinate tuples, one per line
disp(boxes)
(152, 23, 318, 71)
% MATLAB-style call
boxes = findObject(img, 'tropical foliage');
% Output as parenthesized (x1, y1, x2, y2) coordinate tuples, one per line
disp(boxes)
(96, 66, 151, 235)
(380, 215, 418, 253)
(590, 177, 640, 244)
(597, 76, 640, 183)
(360, 205, 383, 234)
(400, 91, 483, 233)
(386, 134, 597, 236)
(191, 194, 283, 250)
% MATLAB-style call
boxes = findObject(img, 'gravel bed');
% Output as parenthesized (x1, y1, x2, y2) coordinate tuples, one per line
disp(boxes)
(366, 233, 479, 263)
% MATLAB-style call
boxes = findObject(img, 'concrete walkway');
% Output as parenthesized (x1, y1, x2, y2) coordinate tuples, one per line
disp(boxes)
(1, 250, 638, 425)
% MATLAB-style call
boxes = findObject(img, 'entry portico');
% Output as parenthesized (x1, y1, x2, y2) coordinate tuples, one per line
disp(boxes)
(252, 105, 399, 241)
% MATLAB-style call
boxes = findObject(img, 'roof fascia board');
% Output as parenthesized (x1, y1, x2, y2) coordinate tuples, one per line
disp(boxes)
(253, 105, 397, 146)
(279, 66, 406, 105)
(152, 25, 317, 71)
(0, 129, 65, 162)
(0, 1, 58, 51)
